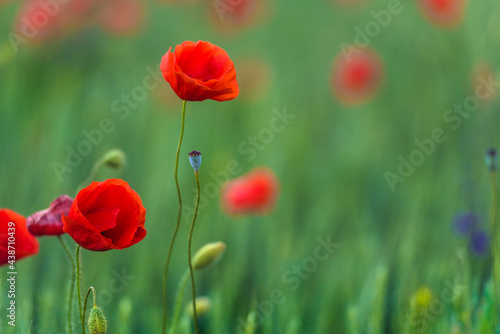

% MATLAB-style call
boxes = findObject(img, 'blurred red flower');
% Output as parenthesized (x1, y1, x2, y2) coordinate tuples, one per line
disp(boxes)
(62, 179, 146, 251)
(210, 0, 270, 33)
(96, 0, 144, 35)
(0, 209, 39, 266)
(27, 195, 73, 236)
(221, 167, 279, 216)
(14, 0, 93, 43)
(331, 47, 383, 105)
(417, 0, 465, 27)
(160, 40, 239, 102)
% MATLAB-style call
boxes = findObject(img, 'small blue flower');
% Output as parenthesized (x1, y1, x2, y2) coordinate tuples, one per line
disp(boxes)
(453, 213, 479, 236)
(188, 151, 202, 171)
(469, 229, 489, 256)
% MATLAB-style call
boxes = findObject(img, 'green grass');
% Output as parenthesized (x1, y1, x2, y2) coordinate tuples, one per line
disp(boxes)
(1, 0, 500, 332)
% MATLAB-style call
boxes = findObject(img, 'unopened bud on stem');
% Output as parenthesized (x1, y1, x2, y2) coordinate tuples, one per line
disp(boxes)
(102, 149, 126, 169)
(192, 241, 226, 270)
(185, 297, 211, 318)
(88, 306, 107, 334)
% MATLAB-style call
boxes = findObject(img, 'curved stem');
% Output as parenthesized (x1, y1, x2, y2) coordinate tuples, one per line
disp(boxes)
(76, 245, 83, 331)
(163, 100, 187, 334)
(58, 236, 75, 334)
(82, 286, 97, 334)
(188, 170, 201, 334)
(76, 160, 105, 194)
(168, 270, 190, 334)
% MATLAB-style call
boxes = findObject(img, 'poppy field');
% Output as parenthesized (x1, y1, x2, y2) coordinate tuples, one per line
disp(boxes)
(1, 0, 500, 333)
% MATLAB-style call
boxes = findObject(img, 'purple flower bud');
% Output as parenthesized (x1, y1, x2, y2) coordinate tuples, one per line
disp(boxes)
(453, 213, 479, 236)
(469, 229, 489, 256)
(27, 195, 74, 236)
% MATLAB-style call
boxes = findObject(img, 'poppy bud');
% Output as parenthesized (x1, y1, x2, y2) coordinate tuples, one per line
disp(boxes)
(102, 149, 126, 169)
(185, 297, 211, 318)
(192, 242, 226, 270)
(88, 306, 108, 334)
(485, 148, 497, 172)
(411, 286, 433, 308)
(188, 151, 202, 171)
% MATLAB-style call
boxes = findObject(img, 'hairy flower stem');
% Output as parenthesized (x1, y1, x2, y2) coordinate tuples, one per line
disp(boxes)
(82, 286, 97, 333)
(168, 270, 190, 334)
(76, 245, 83, 331)
(163, 100, 187, 334)
(188, 170, 201, 334)
(58, 236, 75, 334)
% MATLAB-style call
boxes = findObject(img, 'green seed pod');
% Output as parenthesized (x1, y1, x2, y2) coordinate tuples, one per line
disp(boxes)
(185, 297, 211, 318)
(188, 151, 202, 171)
(88, 306, 108, 334)
(102, 149, 126, 169)
(192, 242, 226, 270)
(485, 148, 497, 172)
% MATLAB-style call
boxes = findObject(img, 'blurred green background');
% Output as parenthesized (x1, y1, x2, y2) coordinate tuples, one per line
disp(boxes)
(1, 0, 500, 332)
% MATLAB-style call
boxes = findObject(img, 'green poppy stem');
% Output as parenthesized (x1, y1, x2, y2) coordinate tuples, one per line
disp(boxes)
(188, 170, 201, 334)
(58, 236, 75, 334)
(75, 160, 105, 194)
(489, 170, 499, 326)
(76, 245, 83, 332)
(168, 270, 190, 334)
(163, 100, 187, 334)
(82, 286, 97, 332)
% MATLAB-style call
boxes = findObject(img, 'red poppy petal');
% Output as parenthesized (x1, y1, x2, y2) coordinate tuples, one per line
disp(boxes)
(62, 215, 115, 251)
(86, 207, 119, 232)
(0, 209, 39, 265)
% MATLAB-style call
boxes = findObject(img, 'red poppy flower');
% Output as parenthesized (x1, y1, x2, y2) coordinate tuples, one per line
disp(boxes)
(27, 195, 73, 236)
(221, 167, 279, 216)
(62, 179, 146, 251)
(331, 47, 383, 105)
(0, 209, 39, 266)
(417, 0, 465, 27)
(160, 40, 239, 102)
(96, 0, 144, 35)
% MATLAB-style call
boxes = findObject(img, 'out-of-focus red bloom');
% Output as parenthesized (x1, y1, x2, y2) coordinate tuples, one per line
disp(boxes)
(417, 0, 465, 28)
(96, 0, 144, 35)
(160, 40, 239, 102)
(27, 195, 73, 236)
(331, 47, 383, 105)
(62, 179, 146, 251)
(211, 0, 270, 33)
(14, 0, 93, 43)
(0, 209, 39, 266)
(221, 167, 279, 216)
